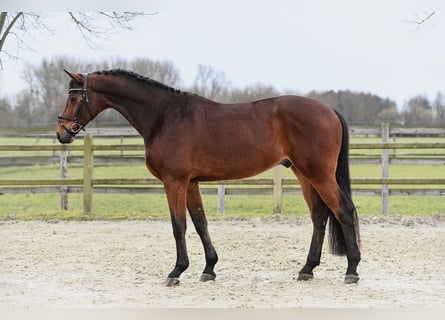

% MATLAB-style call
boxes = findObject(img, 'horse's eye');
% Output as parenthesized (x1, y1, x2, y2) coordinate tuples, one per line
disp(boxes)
(70, 96, 77, 103)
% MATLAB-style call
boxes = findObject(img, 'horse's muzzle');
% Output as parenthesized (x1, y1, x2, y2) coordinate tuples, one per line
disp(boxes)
(56, 126, 75, 144)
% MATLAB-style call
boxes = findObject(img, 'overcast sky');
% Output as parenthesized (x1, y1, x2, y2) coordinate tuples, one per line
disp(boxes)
(1, 0, 444, 109)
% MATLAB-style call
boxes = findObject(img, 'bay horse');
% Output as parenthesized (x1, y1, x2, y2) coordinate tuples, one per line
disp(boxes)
(56, 69, 361, 286)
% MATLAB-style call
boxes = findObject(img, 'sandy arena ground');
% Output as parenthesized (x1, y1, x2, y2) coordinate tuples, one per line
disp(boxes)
(0, 215, 444, 308)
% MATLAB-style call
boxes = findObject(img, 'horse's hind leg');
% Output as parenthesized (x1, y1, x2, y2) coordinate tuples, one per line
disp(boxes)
(311, 179, 361, 283)
(187, 182, 218, 282)
(291, 164, 360, 283)
(294, 172, 330, 280)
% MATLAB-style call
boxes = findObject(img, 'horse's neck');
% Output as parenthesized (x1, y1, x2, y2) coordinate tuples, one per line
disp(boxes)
(95, 78, 182, 140)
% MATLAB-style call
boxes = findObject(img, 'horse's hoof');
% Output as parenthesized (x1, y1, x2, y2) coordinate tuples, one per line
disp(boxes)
(344, 274, 360, 284)
(297, 273, 313, 281)
(164, 277, 180, 286)
(200, 273, 216, 282)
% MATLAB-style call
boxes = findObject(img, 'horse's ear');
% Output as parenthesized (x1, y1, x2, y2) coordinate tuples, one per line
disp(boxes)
(64, 69, 84, 84)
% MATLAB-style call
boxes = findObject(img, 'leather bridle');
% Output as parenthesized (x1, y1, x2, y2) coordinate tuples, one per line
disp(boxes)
(57, 73, 93, 135)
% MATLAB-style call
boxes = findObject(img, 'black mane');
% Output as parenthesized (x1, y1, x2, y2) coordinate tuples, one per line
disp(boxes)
(93, 69, 184, 94)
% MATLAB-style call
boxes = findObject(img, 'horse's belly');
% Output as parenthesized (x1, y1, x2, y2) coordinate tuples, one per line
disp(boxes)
(191, 152, 285, 182)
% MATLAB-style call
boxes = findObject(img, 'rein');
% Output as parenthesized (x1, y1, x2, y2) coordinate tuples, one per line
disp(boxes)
(57, 73, 93, 135)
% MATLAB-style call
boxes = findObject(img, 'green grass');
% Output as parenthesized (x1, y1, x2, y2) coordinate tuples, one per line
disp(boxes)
(1, 135, 445, 220)
(2, 191, 443, 221)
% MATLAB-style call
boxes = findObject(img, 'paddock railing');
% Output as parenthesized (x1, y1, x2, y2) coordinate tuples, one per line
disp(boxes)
(1, 125, 445, 215)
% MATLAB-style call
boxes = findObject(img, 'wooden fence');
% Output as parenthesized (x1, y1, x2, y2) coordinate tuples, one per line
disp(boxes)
(1, 125, 445, 215)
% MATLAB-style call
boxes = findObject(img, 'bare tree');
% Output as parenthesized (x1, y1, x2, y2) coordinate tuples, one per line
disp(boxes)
(0, 96, 14, 126)
(129, 58, 181, 87)
(405, 11, 436, 31)
(228, 84, 280, 103)
(403, 95, 434, 125)
(191, 65, 231, 102)
(0, 12, 152, 67)
(433, 92, 445, 124)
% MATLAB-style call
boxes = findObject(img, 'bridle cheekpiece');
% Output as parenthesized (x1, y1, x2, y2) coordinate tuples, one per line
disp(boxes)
(57, 73, 93, 135)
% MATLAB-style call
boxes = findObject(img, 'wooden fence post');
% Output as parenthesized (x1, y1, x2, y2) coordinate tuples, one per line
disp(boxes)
(120, 136, 124, 157)
(60, 147, 68, 210)
(273, 166, 283, 214)
(381, 122, 390, 215)
(83, 134, 94, 215)
(217, 184, 225, 214)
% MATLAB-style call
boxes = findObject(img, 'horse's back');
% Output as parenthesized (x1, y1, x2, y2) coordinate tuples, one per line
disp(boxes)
(209, 95, 340, 141)
(189, 94, 341, 154)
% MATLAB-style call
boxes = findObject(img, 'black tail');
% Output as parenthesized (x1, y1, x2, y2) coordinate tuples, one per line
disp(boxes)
(328, 110, 360, 256)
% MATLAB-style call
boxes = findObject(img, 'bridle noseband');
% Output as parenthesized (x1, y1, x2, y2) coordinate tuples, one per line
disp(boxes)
(57, 73, 93, 135)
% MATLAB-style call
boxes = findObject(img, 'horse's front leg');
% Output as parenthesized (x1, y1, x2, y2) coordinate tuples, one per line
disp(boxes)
(163, 178, 189, 286)
(187, 182, 218, 282)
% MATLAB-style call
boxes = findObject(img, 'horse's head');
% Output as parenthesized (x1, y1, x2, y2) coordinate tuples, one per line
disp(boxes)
(56, 70, 95, 144)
